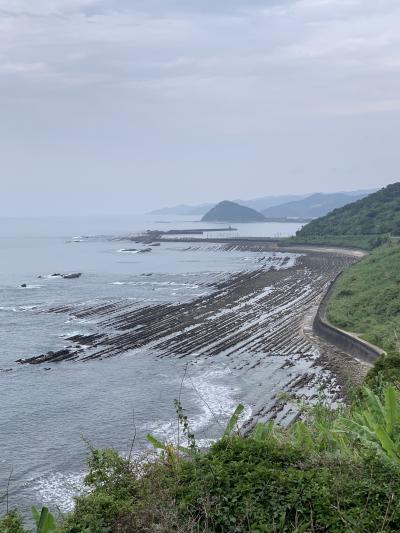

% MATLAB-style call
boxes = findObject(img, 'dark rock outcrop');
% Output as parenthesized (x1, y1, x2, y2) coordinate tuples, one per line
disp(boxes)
(62, 273, 82, 279)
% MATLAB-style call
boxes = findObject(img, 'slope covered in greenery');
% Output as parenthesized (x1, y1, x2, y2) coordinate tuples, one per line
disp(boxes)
(327, 242, 400, 353)
(285, 233, 387, 250)
(296, 182, 400, 242)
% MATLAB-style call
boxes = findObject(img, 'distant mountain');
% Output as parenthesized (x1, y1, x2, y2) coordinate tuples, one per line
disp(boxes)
(297, 183, 400, 237)
(147, 196, 306, 216)
(148, 190, 377, 217)
(261, 192, 368, 219)
(235, 195, 307, 211)
(148, 203, 215, 216)
(201, 201, 266, 223)
(344, 189, 377, 197)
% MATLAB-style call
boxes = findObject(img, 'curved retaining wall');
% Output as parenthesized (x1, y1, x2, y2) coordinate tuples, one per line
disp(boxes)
(313, 273, 384, 364)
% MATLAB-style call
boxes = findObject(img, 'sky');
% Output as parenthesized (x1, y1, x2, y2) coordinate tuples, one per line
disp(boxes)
(1, 0, 399, 215)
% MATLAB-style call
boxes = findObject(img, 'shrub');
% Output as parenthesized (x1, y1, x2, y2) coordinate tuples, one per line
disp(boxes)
(0, 510, 28, 533)
(174, 438, 400, 532)
(60, 449, 139, 533)
(366, 351, 400, 391)
(6, 387, 400, 532)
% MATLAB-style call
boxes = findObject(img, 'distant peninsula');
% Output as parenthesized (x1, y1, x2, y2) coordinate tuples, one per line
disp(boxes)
(201, 200, 266, 223)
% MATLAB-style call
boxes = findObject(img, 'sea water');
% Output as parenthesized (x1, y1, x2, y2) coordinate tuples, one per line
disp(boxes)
(0, 215, 302, 514)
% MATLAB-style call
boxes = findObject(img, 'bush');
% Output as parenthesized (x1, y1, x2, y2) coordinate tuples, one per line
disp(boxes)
(60, 386, 400, 532)
(174, 439, 400, 532)
(0, 510, 28, 533)
(60, 449, 139, 532)
(366, 351, 400, 391)
(5, 388, 400, 532)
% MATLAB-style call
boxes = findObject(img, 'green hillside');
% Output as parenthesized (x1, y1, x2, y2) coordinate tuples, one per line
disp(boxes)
(327, 243, 400, 353)
(295, 183, 400, 245)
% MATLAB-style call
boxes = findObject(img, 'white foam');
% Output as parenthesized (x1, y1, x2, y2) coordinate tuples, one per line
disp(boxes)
(0, 306, 18, 312)
(187, 368, 252, 433)
(20, 305, 38, 311)
(146, 366, 252, 445)
(31, 471, 86, 512)
(118, 249, 139, 254)
(59, 330, 84, 338)
(111, 281, 199, 289)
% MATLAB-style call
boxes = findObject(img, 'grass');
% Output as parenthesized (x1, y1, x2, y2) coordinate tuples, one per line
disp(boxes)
(327, 242, 400, 353)
(282, 234, 388, 251)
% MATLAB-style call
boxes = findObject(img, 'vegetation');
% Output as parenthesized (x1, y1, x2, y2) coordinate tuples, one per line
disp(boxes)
(4, 193, 400, 532)
(284, 233, 388, 251)
(293, 183, 400, 248)
(298, 182, 400, 236)
(3, 385, 400, 532)
(326, 241, 400, 395)
(0, 507, 56, 533)
(0, 511, 28, 533)
(327, 242, 400, 353)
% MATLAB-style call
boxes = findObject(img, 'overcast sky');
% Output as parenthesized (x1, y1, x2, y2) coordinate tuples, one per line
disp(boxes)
(1, 0, 399, 215)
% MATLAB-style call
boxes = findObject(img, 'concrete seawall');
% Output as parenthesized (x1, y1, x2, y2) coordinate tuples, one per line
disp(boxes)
(313, 272, 384, 365)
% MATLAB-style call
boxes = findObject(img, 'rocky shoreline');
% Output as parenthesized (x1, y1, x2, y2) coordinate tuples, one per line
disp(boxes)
(16, 242, 368, 426)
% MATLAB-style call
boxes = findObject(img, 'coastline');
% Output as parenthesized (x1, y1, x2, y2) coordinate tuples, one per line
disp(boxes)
(18, 240, 370, 425)
(1, 231, 384, 513)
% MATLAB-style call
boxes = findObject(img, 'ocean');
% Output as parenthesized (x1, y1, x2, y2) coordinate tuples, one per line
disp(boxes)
(0, 215, 303, 514)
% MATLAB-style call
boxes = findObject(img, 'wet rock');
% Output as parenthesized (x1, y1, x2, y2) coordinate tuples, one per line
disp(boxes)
(20, 283, 27, 288)
(62, 273, 82, 279)
(138, 248, 152, 253)
(17, 347, 79, 365)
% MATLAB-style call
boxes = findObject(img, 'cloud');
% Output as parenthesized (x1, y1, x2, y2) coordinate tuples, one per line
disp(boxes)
(0, 0, 102, 16)
(0, 0, 399, 215)
(0, 0, 398, 91)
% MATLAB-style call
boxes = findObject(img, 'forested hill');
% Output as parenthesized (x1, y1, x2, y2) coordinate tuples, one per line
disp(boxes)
(297, 182, 400, 238)
(201, 200, 266, 222)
